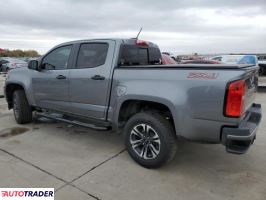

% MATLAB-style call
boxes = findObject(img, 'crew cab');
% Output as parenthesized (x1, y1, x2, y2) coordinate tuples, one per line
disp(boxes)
(4, 39, 262, 168)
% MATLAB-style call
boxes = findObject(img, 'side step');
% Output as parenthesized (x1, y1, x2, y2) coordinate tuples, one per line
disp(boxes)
(36, 112, 110, 131)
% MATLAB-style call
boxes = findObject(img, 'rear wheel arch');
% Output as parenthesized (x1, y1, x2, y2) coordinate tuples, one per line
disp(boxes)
(117, 99, 176, 131)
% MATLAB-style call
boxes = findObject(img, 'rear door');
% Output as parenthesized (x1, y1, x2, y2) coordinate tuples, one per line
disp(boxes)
(69, 40, 116, 120)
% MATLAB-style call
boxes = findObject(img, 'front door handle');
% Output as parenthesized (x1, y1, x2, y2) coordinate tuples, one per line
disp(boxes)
(91, 75, 105, 80)
(56, 75, 66, 79)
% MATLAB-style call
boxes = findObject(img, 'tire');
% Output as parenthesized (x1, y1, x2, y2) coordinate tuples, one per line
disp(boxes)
(259, 66, 264, 76)
(13, 90, 32, 124)
(263, 67, 266, 76)
(259, 67, 262, 75)
(259, 65, 266, 76)
(123, 112, 177, 168)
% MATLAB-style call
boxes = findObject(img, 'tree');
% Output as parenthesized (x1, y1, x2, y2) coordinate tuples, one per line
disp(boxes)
(24, 50, 40, 57)
(0, 49, 40, 57)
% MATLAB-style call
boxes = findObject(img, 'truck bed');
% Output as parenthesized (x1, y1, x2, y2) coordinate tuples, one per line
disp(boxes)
(120, 64, 257, 70)
(112, 64, 258, 143)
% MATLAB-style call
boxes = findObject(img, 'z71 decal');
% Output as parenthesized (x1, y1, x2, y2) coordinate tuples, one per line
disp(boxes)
(187, 72, 219, 79)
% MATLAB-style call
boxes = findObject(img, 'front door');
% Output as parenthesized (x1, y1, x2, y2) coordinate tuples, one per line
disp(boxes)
(32, 45, 73, 112)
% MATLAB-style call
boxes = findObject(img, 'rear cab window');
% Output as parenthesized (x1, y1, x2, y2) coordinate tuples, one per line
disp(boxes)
(118, 40, 162, 66)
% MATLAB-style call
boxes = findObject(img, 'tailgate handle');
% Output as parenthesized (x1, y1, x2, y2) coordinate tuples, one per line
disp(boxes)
(91, 75, 105, 80)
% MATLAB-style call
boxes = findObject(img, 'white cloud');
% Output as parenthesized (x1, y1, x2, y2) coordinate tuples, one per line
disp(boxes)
(0, 0, 265, 54)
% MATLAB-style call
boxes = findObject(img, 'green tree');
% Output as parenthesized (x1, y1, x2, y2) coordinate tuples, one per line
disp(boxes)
(0, 49, 40, 57)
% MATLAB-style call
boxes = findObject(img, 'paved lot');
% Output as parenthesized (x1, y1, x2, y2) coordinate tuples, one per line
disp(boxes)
(259, 76, 266, 87)
(0, 75, 266, 200)
(0, 74, 4, 97)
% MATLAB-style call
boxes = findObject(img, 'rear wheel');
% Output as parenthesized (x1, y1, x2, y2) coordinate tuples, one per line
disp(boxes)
(123, 112, 177, 168)
(13, 90, 32, 124)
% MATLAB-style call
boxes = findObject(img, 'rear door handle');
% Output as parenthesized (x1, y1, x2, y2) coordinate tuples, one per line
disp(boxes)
(91, 75, 105, 80)
(56, 75, 66, 79)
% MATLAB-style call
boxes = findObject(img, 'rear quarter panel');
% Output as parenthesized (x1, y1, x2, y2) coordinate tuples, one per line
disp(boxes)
(110, 68, 246, 143)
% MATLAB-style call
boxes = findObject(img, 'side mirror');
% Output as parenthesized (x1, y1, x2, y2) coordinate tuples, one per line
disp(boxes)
(28, 60, 39, 71)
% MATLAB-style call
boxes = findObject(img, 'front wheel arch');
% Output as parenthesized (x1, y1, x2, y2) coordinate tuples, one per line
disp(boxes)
(5, 84, 26, 109)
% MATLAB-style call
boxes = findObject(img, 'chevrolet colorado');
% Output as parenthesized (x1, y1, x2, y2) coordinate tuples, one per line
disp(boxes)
(4, 39, 262, 168)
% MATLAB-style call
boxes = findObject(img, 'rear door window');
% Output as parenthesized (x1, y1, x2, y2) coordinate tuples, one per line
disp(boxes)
(76, 43, 109, 68)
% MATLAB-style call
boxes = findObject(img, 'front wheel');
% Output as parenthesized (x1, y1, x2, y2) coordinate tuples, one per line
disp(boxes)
(13, 90, 32, 124)
(123, 112, 177, 168)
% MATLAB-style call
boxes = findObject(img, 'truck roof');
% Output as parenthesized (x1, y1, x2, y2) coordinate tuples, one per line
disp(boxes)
(54, 38, 159, 48)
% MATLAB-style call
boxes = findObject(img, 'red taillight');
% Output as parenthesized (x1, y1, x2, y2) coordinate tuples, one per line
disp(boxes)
(135, 40, 149, 47)
(225, 80, 246, 117)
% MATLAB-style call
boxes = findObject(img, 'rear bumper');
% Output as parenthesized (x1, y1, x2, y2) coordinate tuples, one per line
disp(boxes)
(221, 103, 262, 154)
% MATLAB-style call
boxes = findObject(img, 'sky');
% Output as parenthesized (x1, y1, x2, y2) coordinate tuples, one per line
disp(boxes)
(0, 0, 266, 55)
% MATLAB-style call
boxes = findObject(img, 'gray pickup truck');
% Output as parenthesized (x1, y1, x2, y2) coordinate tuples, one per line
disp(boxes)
(4, 39, 262, 168)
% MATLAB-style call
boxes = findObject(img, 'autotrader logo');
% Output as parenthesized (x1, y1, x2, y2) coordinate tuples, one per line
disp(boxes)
(0, 188, 54, 200)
